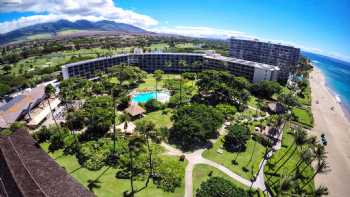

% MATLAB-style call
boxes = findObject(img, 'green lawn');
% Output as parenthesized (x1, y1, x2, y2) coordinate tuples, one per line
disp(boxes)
(202, 137, 266, 180)
(40, 143, 186, 197)
(147, 43, 170, 51)
(137, 74, 180, 91)
(134, 109, 173, 129)
(193, 164, 250, 193)
(264, 123, 315, 195)
(292, 107, 313, 127)
(193, 164, 266, 197)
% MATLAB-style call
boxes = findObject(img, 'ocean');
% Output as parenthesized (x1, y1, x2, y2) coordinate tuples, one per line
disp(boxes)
(302, 51, 350, 117)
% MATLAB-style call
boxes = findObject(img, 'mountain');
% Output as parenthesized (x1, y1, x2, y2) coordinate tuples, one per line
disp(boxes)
(0, 19, 149, 44)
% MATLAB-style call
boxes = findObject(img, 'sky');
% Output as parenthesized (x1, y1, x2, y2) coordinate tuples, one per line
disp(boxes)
(0, 0, 349, 62)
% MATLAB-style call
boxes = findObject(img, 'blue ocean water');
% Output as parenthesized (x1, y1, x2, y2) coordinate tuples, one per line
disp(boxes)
(302, 51, 350, 116)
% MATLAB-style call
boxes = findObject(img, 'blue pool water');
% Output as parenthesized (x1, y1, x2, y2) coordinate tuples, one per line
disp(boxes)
(131, 92, 157, 103)
(131, 91, 170, 103)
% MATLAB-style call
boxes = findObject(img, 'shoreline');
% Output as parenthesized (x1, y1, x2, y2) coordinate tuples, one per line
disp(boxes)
(315, 67, 350, 121)
(309, 68, 350, 196)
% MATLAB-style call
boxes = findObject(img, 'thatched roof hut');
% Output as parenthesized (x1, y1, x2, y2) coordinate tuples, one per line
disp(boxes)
(125, 104, 146, 117)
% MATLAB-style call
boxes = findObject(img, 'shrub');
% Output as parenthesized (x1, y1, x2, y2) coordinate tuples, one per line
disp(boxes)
(48, 132, 66, 153)
(144, 99, 163, 112)
(76, 140, 111, 171)
(253, 132, 273, 147)
(182, 72, 196, 80)
(215, 104, 237, 120)
(196, 177, 249, 197)
(154, 159, 183, 192)
(118, 96, 130, 110)
(63, 134, 80, 155)
(0, 129, 13, 137)
(33, 126, 54, 143)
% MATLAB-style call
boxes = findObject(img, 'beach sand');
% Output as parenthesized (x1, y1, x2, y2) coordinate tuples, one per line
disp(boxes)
(310, 68, 350, 196)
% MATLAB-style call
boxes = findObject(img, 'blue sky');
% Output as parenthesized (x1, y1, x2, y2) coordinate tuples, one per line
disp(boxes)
(0, 0, 349, 61)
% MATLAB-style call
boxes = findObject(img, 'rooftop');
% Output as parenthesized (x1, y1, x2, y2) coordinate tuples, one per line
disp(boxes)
(0, 85, 46, 128)
(125, 103, 146, 117)
(204, 53, 280, 71)
(230, 36, 299, 49)
(0, 129, 94, 197)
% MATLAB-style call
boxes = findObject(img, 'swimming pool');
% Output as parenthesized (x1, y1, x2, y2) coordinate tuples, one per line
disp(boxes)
(131, 91, 170, 103)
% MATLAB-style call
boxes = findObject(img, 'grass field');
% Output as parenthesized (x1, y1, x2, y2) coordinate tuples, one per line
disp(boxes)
(202, 137, 266, 180)
(137, 74, 181, 91)
(192, 164, 250, 193)
(292, 107, 313, 127)
(27, 33, 52, 40)
(264, 123, 315, 195)
(134, 109, 174, 129)
(40, 143, 186, 197)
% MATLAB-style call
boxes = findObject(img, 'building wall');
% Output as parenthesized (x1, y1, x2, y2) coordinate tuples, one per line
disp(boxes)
(229, 38, 300, 81)
(62, 53, 278, 83)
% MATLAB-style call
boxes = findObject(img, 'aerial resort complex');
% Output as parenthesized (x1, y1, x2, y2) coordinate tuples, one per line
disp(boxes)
(2, 3, 349, 196)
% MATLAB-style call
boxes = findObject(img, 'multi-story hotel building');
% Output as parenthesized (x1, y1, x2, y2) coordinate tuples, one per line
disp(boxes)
(229, 37, 300, 82)
(62, 51, 279, 83)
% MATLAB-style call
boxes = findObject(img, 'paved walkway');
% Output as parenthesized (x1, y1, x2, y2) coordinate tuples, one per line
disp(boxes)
(161, 120, 285, 197)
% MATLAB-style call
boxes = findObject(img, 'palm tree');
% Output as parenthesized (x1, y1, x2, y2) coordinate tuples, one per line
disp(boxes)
(299, 144, 327, 175)
(178, 60, 187, 104)
(288, 148, 314, 177)
(277, 173, 294, 196)
(301, 159, 330, 190)
(135, 121, 156, 187)
(87, 179, 101, 192)
(110, 83, 118, 155)
(45, 84, 58, 127)
(268, 127, 309, 182)
(127, 136, 144, 196)
(313, 185, 329, 196)
(153, 70, 164, 100)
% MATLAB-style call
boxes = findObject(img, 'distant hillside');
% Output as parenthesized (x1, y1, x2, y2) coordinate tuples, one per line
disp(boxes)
(0, 20, 149, 44)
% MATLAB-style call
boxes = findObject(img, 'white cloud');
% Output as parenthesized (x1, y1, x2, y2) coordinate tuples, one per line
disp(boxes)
(149, 26, 255, 40)
(0, 0, 158, 33)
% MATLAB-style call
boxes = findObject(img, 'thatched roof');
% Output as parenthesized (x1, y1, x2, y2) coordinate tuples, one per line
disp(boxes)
(0, 129, 94, 197)
(267, 102, 285, 114)
(116, 121, 136, 135)
(125, 104, 146, 117)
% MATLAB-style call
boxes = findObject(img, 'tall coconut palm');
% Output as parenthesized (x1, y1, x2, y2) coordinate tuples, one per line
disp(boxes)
(277, 173, 294, 196)
(110, 83, 118, 155)
(300, 143, 327, 175)
(45, 84, 58, 127)
(288, 148, 314, 177)
(178, 60, 188, 104)
(268, 127, 309, 182)
(136, 121, 156, 187)
(313, 185, 329, 197)
(301, 159, 330, 190)
(127, 136, 144, 196)
(153, 70, 164, 100)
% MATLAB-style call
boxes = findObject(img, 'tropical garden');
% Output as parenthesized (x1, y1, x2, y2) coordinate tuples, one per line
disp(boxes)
(19, 53, 329, 197)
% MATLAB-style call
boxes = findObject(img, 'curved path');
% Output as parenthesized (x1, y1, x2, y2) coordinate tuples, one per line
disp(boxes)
(161, 120, 285, 197)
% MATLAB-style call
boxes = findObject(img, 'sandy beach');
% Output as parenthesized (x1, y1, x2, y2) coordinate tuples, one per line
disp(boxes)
(309, 68, 350, 196)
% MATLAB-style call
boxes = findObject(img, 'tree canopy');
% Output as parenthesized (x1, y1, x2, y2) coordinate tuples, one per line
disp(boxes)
(196, 70, 251, 106)
(251, 80, 282, 99)
(196, 177, 249, 197)
(169, 104, 224, 150)
(224, 124, 250, 152)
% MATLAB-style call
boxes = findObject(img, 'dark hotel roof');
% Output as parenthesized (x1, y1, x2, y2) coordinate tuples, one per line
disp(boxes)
(0, 129, 94, 197)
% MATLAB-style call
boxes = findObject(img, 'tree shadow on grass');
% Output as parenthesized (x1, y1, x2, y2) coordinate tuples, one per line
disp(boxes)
(87, 166, 111, 193)
(69, 166, 82, 174)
